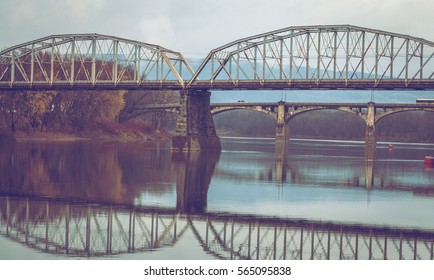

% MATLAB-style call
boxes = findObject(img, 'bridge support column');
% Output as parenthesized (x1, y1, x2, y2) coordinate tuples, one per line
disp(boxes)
(365, 102, 376, 146)
(172, 90, 221, 151)
(275, 101, 289, 156)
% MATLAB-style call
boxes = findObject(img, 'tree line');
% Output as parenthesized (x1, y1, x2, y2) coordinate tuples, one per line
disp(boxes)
(0, 89, 178, 138)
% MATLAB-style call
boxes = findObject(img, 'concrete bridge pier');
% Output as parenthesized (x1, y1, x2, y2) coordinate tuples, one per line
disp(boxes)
(365, 102, 376, 146)
(172, 90, 221, 151)
(275, 101, 289, 156)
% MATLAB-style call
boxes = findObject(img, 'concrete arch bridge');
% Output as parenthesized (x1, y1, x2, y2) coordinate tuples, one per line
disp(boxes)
(209, 101, 434, 146)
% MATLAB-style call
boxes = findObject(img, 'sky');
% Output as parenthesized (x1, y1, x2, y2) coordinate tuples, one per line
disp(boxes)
(1, 0, 434, 103)
(1, 0, 434, 58)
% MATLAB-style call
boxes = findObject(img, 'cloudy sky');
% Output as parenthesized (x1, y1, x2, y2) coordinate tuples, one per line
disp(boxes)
(1, 0, 434, 57)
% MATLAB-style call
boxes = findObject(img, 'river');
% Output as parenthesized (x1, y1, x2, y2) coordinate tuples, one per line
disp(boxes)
(0, 137, 433, 260)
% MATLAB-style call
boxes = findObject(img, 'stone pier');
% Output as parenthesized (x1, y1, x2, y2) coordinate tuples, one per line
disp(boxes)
(275, 101, 289, 156)
(365, 102, 376, 145)
(172, 90, 221, 151)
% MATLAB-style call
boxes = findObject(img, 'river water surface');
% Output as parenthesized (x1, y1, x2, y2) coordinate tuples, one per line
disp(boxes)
(0, 137, 433, 260)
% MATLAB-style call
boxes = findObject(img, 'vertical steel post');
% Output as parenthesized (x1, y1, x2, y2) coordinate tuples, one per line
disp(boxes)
(384, 236, 388, 260)
(290, 31, 294, 80)
(279, 39, 284, 80)
(327, 230, 331, 260)
(310, 226, 315, 260)
(420, 44, 424, 80)
(223, 221, 227, 246)
(283, 224, 287, 260)
(369, 230, 373, 260)
(256, 222, 260, 260)
(134, 45, 140, 83)
(173, 215, 177, 243)
(390, 36, 394, 78)
(236, 43, 240, 82)
(399, 232, 403, 260)
(405, 39, 409, 83)
(211, 55, 215, 82)
(128, 210, 133, 252)
(414, 236, 418, 260)
(339, 228, 343, 260)
(430, 236, 433, 260)
(10, 51, 15, 84)
(345, 29, 350, 82)
(355, 233, 359, 260)
(25, 198, 29, 244)
(151, 214, 154, 246)
(91, 37, 96, 84)
(317, 30, 321, 82)
(248, 223, 252, 258)
(107, 206, 112, 254)
(155, 213, 159, 246)
(333, 31, 337, 80)
(230, 220, 234, 260)
(306, 32, 310, 79)
(262, 38, 266, 81)
(86, 206, 91, 256)
(300, 227, 304, 260)
(30, 44, 34, 85)
(71, 38, 75, 84)
(6, 197, 10, 236)
(50, 38, 54, 84)
(274, 225, 278, 260)
(375, 33, 379, 81)
(205, 217, 209, 246)
(361, 31, 365, 80)
(45, 201, 49, 251)
(65, 204, 70, 254)
(113, 40, 118, 84)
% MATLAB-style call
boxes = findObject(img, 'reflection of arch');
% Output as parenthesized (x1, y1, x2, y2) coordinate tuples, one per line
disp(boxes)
(1, 195, 433, 260)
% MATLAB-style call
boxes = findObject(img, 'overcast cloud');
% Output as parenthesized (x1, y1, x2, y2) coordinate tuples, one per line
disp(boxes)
(1, 0, 433, 57)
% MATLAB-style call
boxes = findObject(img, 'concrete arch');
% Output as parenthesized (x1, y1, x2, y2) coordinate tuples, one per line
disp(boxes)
(375, 108, 434, 123)
(285, 107, 366, 125)
(211, 107, 277, 120)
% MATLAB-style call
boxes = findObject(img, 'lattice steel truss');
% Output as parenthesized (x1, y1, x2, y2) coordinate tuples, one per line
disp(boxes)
(0, 34, 194, 90)
(189, 25, 434, 90)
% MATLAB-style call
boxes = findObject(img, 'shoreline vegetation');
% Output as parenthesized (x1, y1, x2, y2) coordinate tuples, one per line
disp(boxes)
(0, 119, 171, 143)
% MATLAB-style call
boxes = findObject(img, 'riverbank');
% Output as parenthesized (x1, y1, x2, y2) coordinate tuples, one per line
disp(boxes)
(0, 120, 171, 143)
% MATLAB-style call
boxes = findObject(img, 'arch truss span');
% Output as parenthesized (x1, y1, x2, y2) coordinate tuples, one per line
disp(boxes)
(188, 25, 434, 90)
(0, 34, 194, 90)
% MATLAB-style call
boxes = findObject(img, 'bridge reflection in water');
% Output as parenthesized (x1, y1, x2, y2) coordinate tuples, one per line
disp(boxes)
(0, 195, 433, 260)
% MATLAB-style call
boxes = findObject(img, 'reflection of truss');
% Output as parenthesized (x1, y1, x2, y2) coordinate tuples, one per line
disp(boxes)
(0, 196, 433, 259)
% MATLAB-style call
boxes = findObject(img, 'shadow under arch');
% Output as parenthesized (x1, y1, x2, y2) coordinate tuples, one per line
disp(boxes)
(285, 108, 366, 140)
(375, 110, 434, 142)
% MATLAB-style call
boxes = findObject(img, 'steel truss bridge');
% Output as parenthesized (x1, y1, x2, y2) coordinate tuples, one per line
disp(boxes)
(1, 195, 433, 260)
(1, 25, 434, 90)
